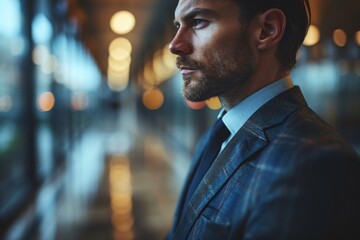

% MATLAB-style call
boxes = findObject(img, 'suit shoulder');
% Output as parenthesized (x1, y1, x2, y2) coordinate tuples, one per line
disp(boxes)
(265, 106, 360, 166)
(273, 107, 347, 145)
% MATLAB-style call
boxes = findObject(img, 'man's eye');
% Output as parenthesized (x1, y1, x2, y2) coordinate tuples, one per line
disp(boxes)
(192, 19, 208, 29)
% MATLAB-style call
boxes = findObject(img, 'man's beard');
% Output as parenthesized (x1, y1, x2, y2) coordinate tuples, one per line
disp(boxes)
(176, 36, 254, 102)
(176, 38, 254, 102)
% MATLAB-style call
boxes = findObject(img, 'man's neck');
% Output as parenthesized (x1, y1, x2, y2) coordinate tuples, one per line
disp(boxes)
(219, 65, 289, 111)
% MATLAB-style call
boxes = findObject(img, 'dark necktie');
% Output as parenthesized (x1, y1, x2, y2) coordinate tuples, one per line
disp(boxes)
(183, 117, 231, 207)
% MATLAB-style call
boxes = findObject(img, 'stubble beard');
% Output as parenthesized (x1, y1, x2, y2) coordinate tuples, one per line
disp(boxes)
(181, 36, 255, 102)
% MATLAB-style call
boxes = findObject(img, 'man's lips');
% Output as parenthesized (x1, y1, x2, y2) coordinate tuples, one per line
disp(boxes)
(176, 57, 201, 75)
(179, 65, 197, 74)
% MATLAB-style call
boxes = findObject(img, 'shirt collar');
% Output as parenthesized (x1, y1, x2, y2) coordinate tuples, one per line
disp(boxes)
(220, 76, 294, 137)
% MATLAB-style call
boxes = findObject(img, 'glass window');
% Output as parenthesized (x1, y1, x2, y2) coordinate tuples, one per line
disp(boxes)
(0, 0, 33, 217)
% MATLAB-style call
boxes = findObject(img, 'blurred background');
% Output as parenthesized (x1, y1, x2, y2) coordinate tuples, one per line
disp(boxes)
(0, 0, 359, 239)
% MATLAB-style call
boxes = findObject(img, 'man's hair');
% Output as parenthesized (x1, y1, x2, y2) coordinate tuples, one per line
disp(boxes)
(236, 0, 311, 70)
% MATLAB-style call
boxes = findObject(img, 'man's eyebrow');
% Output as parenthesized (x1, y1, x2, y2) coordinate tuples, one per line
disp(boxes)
(173, 8, 216, 26)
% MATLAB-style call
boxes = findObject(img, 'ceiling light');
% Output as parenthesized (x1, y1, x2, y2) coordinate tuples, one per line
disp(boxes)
(110, 11, 136, 35)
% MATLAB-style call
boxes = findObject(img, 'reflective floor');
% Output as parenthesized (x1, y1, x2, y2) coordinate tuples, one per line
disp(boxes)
(49, 108, 189, 240)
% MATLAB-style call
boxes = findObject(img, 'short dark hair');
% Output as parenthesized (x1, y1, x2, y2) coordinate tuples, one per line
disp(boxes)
(236, 0, 311, 70)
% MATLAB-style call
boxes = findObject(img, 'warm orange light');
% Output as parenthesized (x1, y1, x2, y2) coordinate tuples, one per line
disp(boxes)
(114, 221, 134, 233)
(153, 46, 178, 82)
(355, 31, 360, 46)
(142, 61, 157, 89)
(206, 97, 222, 110)
(303, 25, 320, 46)
(37, 92, 55, 112)
(163, 43, 178, 71)
(333, 29, 347, 47)
(111, 193, 132, 204)
(109, 169, 130, 182)
(109, 155, 134, 240)
(142, 89, 164, 110)
(153, 50, 170, 82)
(186, 100, 206, 110)
(110, 181, 131, 192)
(111, 198, 132, 212)
(112, 211, 133, 223)
(113, 231, 134, 240)
(112, 207, 132, 218)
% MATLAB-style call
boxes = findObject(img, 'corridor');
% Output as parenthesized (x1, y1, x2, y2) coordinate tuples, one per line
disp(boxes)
(1, 0, 360, 239)
(50, 107, 190, 240)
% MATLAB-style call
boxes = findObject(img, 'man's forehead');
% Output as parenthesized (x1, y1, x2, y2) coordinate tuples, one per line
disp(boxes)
(175, 0, 202, 16)
(175, 0, 232, 18)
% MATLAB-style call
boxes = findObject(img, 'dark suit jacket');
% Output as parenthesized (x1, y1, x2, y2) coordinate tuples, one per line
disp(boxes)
(168, 87, 360, 240)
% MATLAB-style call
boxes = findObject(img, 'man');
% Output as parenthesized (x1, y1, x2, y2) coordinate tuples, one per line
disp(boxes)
(167, 0, 360, 239)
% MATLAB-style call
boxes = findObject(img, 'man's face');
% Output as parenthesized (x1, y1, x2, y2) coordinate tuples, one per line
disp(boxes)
(170, 0, 256, 102)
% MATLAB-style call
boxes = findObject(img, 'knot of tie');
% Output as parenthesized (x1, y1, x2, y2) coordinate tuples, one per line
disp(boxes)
(210, 117, 231, 147)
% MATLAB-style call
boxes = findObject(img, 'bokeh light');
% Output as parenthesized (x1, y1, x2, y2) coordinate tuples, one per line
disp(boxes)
(206, 97, 222, 110)
(107, 69, 130, 92)
(163, 44, 178, 71)
(355, 31, 360, 46)
(110, 11, 136, 35)
(107, 37, 132, 92)
(108, 56, 131, 73)
(109, 37, 132, 60)
(37, 92, 55, 112)
(333, 29, 347, 47)
(186, 100, 206, 110)
(303, 25, 320, 46)
(109, 156, 135, 240)
(142, 89, 164, 110)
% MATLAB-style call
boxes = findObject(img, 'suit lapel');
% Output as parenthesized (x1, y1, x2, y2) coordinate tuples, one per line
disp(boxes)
(171, 130, 212, 229)
(173, 87, 308, 239)
(174, 120, 268, 239)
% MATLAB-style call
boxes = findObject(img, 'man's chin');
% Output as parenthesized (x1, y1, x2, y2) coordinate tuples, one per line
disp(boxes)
(183, 90, 210, 103)
(185, 98, 204, 103)
(182, 76, 216, 102)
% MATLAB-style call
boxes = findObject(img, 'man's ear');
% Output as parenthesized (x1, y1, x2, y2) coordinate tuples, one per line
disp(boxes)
(256, 8, 286, 50)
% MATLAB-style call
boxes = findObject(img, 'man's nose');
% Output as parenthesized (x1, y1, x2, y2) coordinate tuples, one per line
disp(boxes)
(169, 29, 192, 56)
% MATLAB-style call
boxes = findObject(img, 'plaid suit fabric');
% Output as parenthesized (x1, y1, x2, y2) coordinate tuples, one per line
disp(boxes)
(168, 87, 360, 240)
